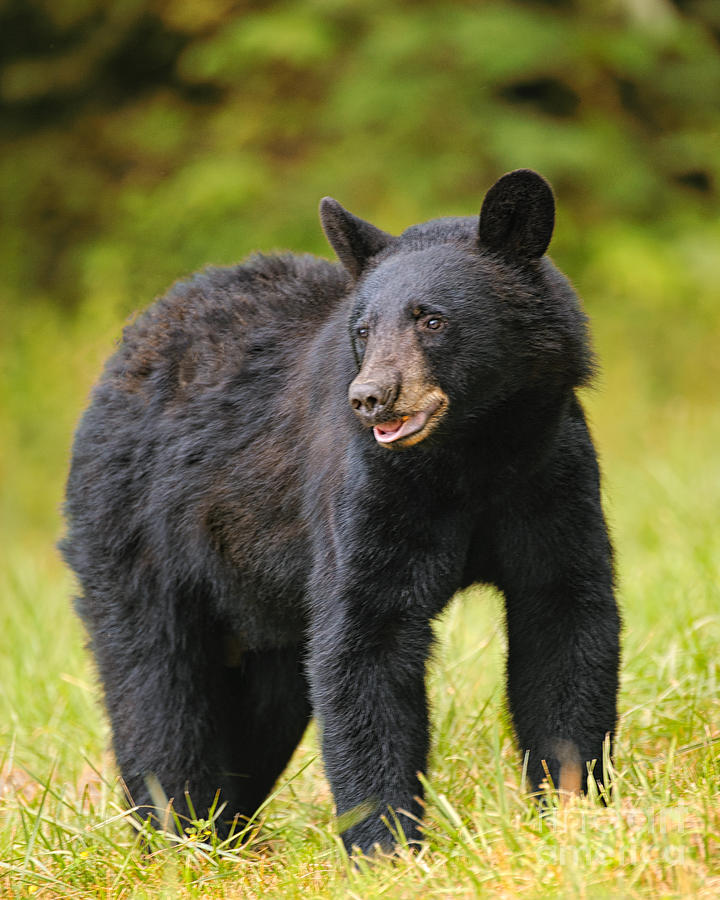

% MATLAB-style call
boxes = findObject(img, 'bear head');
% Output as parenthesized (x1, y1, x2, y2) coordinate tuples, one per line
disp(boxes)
(320, 169, 592, 451)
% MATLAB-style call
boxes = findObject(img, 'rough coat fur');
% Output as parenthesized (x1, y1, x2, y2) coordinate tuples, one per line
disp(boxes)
(62, 170, 620, 854)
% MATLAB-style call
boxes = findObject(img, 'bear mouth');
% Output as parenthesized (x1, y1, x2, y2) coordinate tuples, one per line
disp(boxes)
(373, 394, 447, 448)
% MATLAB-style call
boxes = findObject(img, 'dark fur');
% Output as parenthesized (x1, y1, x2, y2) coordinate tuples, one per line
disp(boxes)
(61, 170, 620, 855)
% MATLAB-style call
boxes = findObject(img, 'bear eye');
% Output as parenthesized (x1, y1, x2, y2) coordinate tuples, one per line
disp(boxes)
(356, 325, 369, 341)
(421, 316, 444, 331)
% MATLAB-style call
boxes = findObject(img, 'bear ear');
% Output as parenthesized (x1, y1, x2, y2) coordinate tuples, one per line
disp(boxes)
(319, 197, 393, 279)
(478, 169, 555, 261)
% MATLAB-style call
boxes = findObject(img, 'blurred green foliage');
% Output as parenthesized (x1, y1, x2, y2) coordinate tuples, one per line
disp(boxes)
(1, 10, 718, 891)
(3, 0, 720, 304)
(1, 0, 719, 547)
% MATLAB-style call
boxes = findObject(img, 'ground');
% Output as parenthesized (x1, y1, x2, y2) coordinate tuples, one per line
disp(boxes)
(0, 393, 718, 897)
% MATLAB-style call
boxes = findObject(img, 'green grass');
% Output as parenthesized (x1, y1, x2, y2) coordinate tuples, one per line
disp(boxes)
(1, 275, 719, 896)
(1, 398, 718, 898)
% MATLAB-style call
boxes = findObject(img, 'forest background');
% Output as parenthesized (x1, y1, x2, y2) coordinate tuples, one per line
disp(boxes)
(0, 1, 718, 897)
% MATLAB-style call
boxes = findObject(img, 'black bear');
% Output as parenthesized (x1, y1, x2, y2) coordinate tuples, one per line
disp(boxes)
(61, 170, 620, 855)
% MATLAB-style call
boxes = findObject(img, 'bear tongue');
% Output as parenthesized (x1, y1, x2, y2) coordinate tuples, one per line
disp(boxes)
(373, 411, 426, 444)
(374, 418, 405, 439)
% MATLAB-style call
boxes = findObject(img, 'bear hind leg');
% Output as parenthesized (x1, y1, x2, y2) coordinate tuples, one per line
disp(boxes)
(218, 644, 312, 834)
(79, 588, 251, 839)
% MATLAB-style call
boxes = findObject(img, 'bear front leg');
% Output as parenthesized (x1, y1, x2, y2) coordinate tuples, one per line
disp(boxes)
(307, 609, 433, 855)
(495, 430, 621, 796)
(503, 577, 620, 796)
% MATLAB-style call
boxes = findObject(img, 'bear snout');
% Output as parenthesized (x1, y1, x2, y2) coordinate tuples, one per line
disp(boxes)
(348, 379, 399, 424)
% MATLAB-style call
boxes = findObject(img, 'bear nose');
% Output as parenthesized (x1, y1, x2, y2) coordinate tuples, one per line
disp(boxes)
(348, 381, 393, 418)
